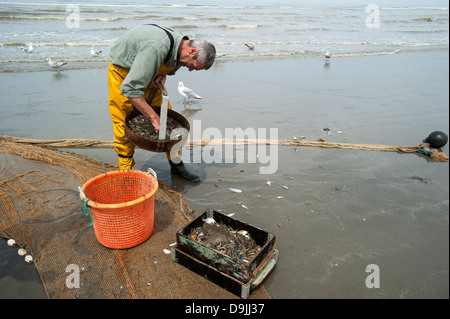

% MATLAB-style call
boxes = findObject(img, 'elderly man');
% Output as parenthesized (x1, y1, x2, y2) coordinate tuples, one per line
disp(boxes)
(108, 24, 215, 182)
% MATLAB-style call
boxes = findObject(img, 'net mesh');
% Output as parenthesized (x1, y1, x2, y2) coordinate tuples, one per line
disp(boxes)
(0, 138, 270, 299)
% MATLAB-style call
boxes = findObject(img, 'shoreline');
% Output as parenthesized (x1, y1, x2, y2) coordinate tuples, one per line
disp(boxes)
(2, 46, 449, 73)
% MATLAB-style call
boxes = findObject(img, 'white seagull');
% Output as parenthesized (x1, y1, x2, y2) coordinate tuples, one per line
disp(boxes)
(324, 50, 331, 61)
(178, 81, 202, 105)
(46, 58, 67, 72)
(90, 47, 103, 57)
(21, 43, 33, 53)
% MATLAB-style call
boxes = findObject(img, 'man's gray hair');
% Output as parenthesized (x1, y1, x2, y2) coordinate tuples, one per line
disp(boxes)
(189, 39, 216, 70)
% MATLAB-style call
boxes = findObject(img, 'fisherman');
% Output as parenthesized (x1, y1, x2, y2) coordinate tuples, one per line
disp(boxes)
(108, 24, 216, 182)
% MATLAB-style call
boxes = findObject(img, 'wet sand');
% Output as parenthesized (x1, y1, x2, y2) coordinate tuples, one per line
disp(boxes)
(0, 51, 448, 298)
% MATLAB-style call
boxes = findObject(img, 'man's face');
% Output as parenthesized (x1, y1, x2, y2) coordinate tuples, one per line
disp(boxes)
(178, 47, 206, 71)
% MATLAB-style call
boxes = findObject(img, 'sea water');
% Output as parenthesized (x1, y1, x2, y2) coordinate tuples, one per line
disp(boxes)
(0, 0, 448, 72)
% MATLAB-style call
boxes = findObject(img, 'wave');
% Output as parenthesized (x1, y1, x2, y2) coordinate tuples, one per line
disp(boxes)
(384, 17, 449, 24)
(2, 45, 448, 73)
(0, 1, 297, 10)
(3, 38, 447, 49)
(395, 29, 449, 34)
(216, 46, 448, 61)
(0, 13, 224, 22)
(170, 16, 222, 21)
(170, 24, 200, 30)
(381, 6, 449, 11)
(214, 39, 447, 46)
(0, 8, 112, 14)
(0, 1, 167, 8)
(1, 1, 448, 11)
(412, 17, 448, 22)
(3, 42, 447, 64)
(0, 57, 108, 63)
(1, 41, 116, 47)
(0, 14, 160, 21)
(219, 24, 261, 29)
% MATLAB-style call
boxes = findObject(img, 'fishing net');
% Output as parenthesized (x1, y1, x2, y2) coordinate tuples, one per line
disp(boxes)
(0, 137, 270, 299)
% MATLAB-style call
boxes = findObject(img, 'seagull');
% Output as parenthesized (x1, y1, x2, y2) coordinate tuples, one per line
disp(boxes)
(90, 47, 103, 57)
(245, 43, 255, 50)
(324, 50, 331, 61)
(21, 43, 33, 53)
(178, 81, 202, 106)
(46, 58, 67, 72)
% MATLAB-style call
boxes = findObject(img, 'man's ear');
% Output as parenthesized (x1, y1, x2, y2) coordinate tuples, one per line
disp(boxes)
(189, 47, 199, 56)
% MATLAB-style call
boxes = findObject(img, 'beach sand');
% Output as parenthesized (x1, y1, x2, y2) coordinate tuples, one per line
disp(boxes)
(0, 50, 448, 298)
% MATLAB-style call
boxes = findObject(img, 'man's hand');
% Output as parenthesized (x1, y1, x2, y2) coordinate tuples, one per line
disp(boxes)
(128, 97, 160, 133)
(149, 75, 167, 89)
(148, 114, 160, 133)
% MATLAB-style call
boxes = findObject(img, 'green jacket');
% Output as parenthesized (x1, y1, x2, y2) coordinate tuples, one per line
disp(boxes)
(110, 25, 186, 98)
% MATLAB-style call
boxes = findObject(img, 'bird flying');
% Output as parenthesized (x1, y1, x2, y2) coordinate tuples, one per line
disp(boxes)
(178, 81, 202, 105)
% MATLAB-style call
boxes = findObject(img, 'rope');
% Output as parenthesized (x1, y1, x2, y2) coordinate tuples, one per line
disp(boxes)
(187, 139, 421, 152)
(0, 136, 114, 148)
(1, 135, 448, 162)
(80, 198, 93, 226)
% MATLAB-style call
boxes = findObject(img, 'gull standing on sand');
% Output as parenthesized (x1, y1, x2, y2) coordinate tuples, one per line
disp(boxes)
(178, 81, 202, 105)
(90, 47, 103, 57)
(21, 43, 33, 53)
(324, 50, 331, 61)
(46, 58, 67, 72)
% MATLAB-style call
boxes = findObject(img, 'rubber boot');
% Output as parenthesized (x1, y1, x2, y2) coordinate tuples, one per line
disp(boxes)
(169, 160, 200, 183)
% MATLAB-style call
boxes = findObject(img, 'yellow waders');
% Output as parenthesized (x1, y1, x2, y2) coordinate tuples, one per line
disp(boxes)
(108, 62, 178, 170)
